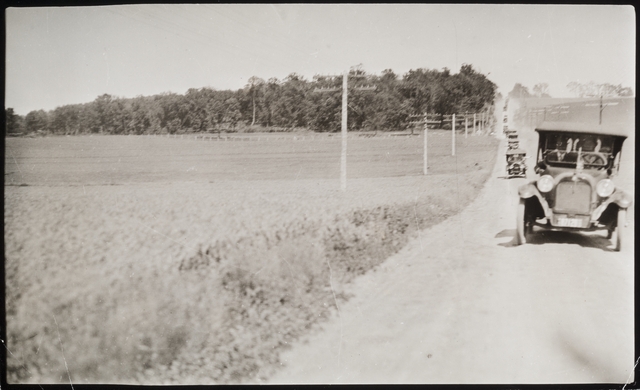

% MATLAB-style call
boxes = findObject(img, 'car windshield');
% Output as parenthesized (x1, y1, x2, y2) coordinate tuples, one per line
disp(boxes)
(542, 132, 613, 169)
(507, 155, 524, 163)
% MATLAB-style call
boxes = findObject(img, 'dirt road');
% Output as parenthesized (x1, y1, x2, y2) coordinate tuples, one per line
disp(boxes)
(265, 130, 635, 384)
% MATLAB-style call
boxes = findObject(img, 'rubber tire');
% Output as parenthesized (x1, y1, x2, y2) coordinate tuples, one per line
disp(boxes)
(516, 199, 527, 245)
(525, 217, 534, 235)
(612, 208, 626, 252)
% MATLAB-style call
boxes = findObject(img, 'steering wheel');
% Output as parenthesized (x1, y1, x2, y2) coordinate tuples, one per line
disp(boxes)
(581, 152, 607, 166)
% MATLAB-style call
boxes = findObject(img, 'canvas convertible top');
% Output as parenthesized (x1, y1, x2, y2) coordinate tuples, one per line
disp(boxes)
(505, 148, 526, 155)
(535, 121, 628, 138)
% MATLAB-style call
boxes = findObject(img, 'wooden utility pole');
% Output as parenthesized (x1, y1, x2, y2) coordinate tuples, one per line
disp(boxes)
(313, 70, 376, 191)
(473, 113, 477, 134)
(464, 114, 468, 138)
(424, 113, 428, 174)
(452, 113, 456, 156)
(409, 112, 432, 175)
(341, 71, 348, 191)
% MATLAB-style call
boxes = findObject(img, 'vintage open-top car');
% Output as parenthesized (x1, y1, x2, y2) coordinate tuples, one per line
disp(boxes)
(515, 121, 632, 251)
(507, 133, 519, 150)
(506, 148, 527, 178)
(505, 128, 517, 135)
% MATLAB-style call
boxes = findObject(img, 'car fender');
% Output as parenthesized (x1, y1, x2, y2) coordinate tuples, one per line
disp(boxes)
(518, 183, 540, 199)
(517, 183, 552, 218)
(608, 189, 633, 209)
(591, 189, 633, 222)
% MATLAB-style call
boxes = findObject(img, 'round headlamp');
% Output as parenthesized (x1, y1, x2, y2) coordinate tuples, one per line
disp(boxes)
(537, 175, 554, 193)
(596, 179, 615, 198)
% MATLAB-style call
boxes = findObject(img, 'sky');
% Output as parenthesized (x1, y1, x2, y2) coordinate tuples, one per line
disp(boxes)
(5, 4, 636, 115)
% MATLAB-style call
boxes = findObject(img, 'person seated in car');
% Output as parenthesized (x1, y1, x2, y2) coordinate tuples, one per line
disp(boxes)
(561, 137, 578, 162)
(545, 137, 564, 162)
(581, 136, 596, 152)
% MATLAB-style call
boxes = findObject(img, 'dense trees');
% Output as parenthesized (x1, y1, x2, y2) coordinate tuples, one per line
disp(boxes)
(8, 64, 497, 136)
(5, 108, 23, 135)
(507, 83, 532, 99)
(567, 81, 633, 98)
(532, 83, 551, 98)
(508, 82, 553, 99)
(507, 81, 634, 101)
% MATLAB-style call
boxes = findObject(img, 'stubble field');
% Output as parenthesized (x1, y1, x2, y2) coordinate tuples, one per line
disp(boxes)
(5, 131, 498, 384)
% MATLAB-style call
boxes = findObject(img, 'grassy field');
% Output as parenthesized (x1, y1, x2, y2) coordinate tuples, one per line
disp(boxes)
(5, 131, 499, 384)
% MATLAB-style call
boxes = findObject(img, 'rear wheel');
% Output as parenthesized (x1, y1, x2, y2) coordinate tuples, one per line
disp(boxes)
(611, 208, 626, 252)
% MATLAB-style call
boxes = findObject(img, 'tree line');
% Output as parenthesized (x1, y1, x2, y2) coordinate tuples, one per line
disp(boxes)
(5, 64, 497, 136)
(507, 81, 633, 100)
(566, 81, 633, 98)
(508, 83, 552, 99)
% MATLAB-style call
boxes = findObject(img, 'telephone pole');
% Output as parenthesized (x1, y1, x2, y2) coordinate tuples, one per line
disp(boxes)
(473, 113, 476, 134)
(341, 71, 348, 192)
(452, 113, 456, 156)
(313, 70, 376, 191)
(409, 112, 435, 175)
(464, 113, 468, 139)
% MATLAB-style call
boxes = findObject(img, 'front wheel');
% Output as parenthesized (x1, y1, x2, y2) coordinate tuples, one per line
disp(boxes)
(611, 208, 626, 252)
(516, 199, 527, 245)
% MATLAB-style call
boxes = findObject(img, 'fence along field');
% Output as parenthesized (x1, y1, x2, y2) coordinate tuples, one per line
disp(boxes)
(4, 131, 499, 384)
(5, 130, 492, 185)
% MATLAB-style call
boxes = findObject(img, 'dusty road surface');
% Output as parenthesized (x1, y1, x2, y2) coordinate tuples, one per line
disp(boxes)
(266, 130, 635, 384)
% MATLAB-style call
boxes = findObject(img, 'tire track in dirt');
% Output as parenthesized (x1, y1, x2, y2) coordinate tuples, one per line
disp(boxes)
(265, 131, 634, 384)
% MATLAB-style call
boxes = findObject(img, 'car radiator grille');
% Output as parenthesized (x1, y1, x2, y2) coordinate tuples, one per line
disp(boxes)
(554, 181, 591, 214)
